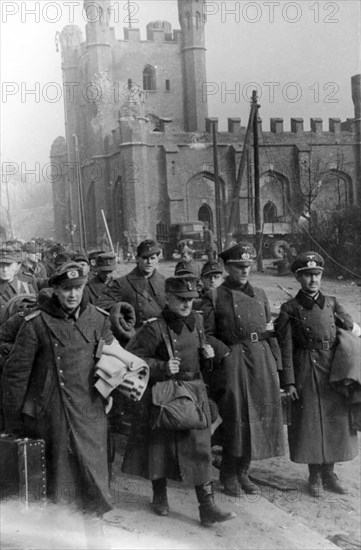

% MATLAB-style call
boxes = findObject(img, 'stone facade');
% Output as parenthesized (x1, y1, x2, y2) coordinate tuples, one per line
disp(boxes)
(50, 0, 361, 251)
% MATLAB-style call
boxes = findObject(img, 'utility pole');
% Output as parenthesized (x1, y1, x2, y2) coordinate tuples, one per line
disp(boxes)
(211, 120, 222, 253)
(252, 91, 263, 272)
(225, 96, 258, 249)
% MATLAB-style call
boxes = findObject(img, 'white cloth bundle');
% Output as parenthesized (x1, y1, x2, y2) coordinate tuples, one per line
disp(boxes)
(95, 340, 149, 401)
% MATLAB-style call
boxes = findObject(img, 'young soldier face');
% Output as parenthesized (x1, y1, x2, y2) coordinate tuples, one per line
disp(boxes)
(225, 264, 251, 286)
(167, 294, 194, 317)
(201, 272, 223, 290)
(54, 282, 86, 312)
(296, 270, 322, 295)
(0, 262, 19, 283)
(137, 253, 159, 277)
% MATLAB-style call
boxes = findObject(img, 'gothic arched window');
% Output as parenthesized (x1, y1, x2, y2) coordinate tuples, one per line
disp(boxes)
(143, 65, 156, 91)
(263, 201, 278, 223)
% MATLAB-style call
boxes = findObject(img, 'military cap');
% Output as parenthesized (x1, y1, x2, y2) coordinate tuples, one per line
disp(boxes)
(174, 260, 198, 277)
(88, 249, 104, 267)
(218, 241, 255, 265)
(49, 243, 66, 257)
(0, 246, 21, 264)
(49, 261, 87, 287)
(96, 252, 116, 272)
(137, 239, 161, 258)
(71, 249, 89, 264)
(201, 260, 223, 277)
(23, 243, 38, 254)
(291, 251, 324, 274)
(54, 252, 71, 266)
(165, 276, 199, 298)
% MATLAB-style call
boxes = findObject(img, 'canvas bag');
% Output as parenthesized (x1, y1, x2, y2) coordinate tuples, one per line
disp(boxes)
(151, 320, 207, 431)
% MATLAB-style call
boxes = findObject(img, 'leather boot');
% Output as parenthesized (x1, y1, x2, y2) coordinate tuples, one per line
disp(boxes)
(237, 456, 259, 495)
(151, 478, 169, 516)
(308, 464, 323, 498)
(321, 464, 348, 494)
(220, 452, 242, 497)
(195, 482, 236, 527)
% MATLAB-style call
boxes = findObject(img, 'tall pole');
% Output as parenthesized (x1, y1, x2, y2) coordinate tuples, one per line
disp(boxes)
(211, 121, 222, 253)
(55, 31, 74, 248)
(252, 91, 263, 271)
(73, 134, 87, 251)
(225, 98, 258, 249)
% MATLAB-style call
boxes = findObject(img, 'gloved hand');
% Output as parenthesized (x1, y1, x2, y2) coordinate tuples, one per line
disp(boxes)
(109, 302, 136, 344)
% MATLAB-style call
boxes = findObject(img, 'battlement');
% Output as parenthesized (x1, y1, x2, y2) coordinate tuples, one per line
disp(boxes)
(204, 117, 354, 137)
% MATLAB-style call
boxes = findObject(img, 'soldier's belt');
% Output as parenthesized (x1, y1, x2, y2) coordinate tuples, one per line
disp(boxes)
(301, 340, 336, 351)
(165, 372, 202, 381)
(239, 330, 274, 343)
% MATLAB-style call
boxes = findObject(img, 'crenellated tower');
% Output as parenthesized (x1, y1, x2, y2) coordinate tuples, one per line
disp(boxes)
(178, 0, 208, 132)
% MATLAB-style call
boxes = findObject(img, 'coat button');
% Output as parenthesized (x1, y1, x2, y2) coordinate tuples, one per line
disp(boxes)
(59, 370, 63, 374)
(60, 382, 65, 387)
(57, 357, 61, 361)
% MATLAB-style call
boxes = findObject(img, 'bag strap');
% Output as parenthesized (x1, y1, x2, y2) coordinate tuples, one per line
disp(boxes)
(156, 318, 175, 360)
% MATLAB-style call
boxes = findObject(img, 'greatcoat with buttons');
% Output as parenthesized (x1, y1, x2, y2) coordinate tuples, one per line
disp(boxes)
(121, 311, 213, 485)
(275, 291, 358, 464)
(2, 292, 114, 514)
(97, 266, 166, 328)
(201, 278, 285, 460)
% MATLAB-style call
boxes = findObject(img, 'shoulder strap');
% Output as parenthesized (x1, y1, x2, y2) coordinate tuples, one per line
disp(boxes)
(156, 317, 175, 360)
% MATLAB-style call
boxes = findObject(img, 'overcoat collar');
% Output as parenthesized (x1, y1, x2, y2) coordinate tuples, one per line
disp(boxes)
(222, 277, 255, 297)
(162, 307, 196, 335)
(127, 266, 161, 294)
(39, 292, 93, 345)
(296, 290, 326, 310)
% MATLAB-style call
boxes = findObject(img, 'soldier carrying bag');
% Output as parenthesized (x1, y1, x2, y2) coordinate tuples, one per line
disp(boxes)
(150, 320, 207, 431)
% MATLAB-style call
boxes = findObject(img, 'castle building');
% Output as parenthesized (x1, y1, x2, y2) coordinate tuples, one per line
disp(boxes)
(50, 0, 361, 252)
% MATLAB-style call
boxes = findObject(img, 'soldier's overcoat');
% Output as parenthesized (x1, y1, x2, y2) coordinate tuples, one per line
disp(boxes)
(201, 278, 285, 460)
(98, 266, 166, 327)
(275, 291, 358, 464)
(122, 310, 213, 485)
(2, 293, 114, 513)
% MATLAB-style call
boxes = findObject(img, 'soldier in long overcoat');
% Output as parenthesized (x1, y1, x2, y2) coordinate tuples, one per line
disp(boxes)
(2, 262, 122, 521)
(275, 251, 358, 496)
(122, 276, 235, 527)
(201, 242, 285, 497)
(98, 240, 166, 328)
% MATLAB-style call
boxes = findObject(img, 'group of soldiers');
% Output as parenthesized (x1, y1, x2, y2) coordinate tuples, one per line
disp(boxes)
(0, 236, 359, 527)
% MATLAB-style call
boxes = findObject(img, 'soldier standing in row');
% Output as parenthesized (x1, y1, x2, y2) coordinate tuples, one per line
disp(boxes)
(201, 242, 285, 497)
(84, 252, 117, 305)
(0, 247, 37, 324)
(122, 276, 235, 526)
(2, 262, 123, 523)
(275, 251, 358, 496)
(98, 240, 166, 328)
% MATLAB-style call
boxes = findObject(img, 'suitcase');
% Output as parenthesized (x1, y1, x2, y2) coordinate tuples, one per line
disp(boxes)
(0, 434, 46, 506)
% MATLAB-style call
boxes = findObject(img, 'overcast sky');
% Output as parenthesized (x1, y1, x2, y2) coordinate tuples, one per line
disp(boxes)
(1, 0, 360, 173)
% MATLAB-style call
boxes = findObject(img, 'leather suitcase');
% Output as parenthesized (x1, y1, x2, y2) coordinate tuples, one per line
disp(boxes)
(0, 434, 46, 506)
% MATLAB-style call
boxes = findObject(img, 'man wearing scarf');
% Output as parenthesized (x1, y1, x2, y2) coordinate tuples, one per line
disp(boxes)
(201, 242, 285, 497)
(275, 251, 357, 497)
(122, 275, 235, 527)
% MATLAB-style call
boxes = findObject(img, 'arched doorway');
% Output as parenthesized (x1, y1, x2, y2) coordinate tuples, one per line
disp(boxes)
(198, 204, 213, 231)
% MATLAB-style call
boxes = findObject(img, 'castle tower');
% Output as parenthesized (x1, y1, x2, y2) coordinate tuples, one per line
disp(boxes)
(178, 0, 208, 132)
